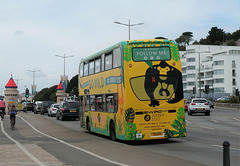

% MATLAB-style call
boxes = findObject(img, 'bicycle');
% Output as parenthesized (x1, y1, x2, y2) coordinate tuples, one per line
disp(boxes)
(0, 109, 4, 120)
(10, 113, 15, 130)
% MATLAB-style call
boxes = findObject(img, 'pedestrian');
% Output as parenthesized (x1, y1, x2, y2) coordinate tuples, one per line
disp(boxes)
(0, 98, 6, 118)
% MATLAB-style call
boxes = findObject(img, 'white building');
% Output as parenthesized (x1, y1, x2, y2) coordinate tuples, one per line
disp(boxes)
(180, 45, 240, 99)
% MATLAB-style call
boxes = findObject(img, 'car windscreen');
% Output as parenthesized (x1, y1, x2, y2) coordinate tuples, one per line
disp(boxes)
(43, 101, 54, 107)
(64, 102, 79, 109)
(193, 100, 207, 103)
(54, 105, 60, 109)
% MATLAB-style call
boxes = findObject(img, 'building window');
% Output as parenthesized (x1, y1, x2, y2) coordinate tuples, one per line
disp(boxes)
(233, 79, 236, 86)
(232, 60, 236, 68)
(187, 82, 195, 86)
(186, 49, 195, 53)
(214, 78, 224, 83)
(213, 69, 224, 75)
(229, 50, 240, 54)
(187, 74, 195, 78)
(213, 60, 224, 66)
(186, 66, 195, 70)
(232, 69, 236, 77)
(214, 87, 224, 93)
(186, 57, 195, 62)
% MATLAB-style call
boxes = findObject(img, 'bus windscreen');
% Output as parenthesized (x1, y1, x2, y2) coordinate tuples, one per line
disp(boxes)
(132, 47, 171, 61)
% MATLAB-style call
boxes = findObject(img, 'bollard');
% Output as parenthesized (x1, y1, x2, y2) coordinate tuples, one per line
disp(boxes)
(223, 141, 230, 166)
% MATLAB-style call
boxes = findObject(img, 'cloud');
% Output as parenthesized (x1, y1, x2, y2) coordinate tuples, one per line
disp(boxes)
(13, 30, 24, 36)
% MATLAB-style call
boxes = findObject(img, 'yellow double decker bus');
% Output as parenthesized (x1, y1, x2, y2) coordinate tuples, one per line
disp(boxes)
(78, 39, 186, 141)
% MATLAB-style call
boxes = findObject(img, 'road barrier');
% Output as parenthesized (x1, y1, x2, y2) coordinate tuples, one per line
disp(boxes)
(215, 103, 240, 110)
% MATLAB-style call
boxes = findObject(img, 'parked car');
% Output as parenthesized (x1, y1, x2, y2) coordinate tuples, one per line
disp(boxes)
(208, 100, 214, 108)
(34, 101, 42, 114)
(184, 100, 190, 112)
(56, 101, 79, 121)
(48, 104, 60, 117)
(41, 101, 54, 115)
(217, 96, 229, 101)
(26, 103, 35, 112)
(188, 98, 210, 116)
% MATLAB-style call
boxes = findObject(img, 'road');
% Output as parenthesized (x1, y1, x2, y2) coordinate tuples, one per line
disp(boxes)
(0, 107, 239, 166)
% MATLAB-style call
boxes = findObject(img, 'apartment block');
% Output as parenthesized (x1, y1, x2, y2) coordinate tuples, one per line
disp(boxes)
(180, 45, 240, 99)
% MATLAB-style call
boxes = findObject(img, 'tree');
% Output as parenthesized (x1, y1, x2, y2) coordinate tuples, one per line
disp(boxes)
(231, 29, 240, 41)
(66, 74, 78, 96)
(182, 32, 193, 45)
(175, 32, 193, 51)
(206, 27, 226, 45)
(34, 85, 57, 102)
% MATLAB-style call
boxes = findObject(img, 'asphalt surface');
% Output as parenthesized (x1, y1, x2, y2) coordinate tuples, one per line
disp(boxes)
(0, 112, 206, 166)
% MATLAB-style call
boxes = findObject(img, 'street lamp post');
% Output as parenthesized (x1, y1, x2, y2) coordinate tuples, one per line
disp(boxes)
(114, 19, 144, 40)
(196, 51, 210, 98)
(28, 69, 40, 96)
(55, 54, 74, 94)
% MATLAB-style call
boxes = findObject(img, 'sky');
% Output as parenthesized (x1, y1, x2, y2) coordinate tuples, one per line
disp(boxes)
(0, 0, 239, 94)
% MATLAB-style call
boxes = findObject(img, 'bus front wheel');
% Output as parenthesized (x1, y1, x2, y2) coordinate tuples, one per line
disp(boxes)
(110, 122, 116, 141)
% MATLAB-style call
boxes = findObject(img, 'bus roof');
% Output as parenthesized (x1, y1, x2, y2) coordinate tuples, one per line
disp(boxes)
(80, 39, 177, 62)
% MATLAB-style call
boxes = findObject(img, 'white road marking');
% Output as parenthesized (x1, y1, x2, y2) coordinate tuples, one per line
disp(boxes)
(229, 131, 240, 135)
(197, 125, 214, 130)
(19, 116, 129, 166)
(212, 144, 240, 151)
(210, 118, 220, 123)
(233, 118, 240, 122)
(185, 120, 191, 124)
(0, 117, 47, 166)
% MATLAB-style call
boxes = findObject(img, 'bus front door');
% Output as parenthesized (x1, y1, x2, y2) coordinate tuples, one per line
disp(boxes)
(79, 96, 85, 127)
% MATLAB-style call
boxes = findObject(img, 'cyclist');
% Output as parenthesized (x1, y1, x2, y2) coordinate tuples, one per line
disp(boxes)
(0, 99, 6, 119)
(9, 104, 17, 125)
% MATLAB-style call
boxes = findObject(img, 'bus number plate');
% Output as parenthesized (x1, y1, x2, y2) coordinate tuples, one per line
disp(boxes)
(150, 132, 164, 138)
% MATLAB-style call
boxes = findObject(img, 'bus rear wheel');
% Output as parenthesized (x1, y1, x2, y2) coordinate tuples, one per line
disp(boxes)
(110, 122, 116, 141)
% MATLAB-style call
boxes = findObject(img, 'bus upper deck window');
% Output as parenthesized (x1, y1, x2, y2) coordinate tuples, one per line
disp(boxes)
(113, 48, 122, 68)
(95, 58, 101, 73)
(84, 62, 89, 76)
(80, 63, 83, 77)
(101, 54, 105, 72)
(89, 60, 94, 75)
(105, 53, 112, 70)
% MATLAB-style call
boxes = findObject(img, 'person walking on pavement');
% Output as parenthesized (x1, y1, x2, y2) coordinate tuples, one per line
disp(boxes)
(0, 98, 6, 119)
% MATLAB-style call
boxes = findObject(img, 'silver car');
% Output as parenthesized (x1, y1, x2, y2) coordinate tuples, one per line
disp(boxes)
(48, 104, 60, 117)
(188, 98, 210, 116)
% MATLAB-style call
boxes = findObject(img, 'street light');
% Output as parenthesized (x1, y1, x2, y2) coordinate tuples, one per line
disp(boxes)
(55, 54, 74, 93)
(114, 19, 144, 40)
(28, 69, 40, 96)
(196, 51, 210, 97)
